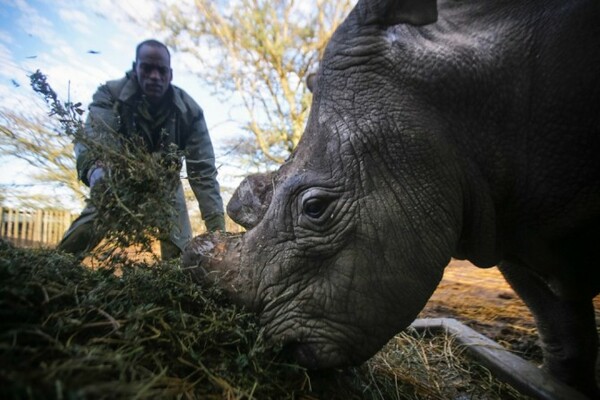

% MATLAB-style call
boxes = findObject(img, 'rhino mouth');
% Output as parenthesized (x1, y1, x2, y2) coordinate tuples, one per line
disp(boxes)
(282, 339, 357, 370)
(285, 341, 322, 370)
(267, 318, 367, 370)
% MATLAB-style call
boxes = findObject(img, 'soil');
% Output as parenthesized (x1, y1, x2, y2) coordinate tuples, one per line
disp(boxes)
(418, 259, 600, 366)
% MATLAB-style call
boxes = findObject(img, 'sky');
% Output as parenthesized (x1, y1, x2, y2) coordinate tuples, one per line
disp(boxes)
(0, 0, 244, 209)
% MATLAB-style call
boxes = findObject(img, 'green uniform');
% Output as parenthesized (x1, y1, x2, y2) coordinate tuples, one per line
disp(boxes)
(59, 72, 225, 258)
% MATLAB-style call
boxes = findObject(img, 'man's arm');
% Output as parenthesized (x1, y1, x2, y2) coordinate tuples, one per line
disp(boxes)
(185, 111, 226, 232)
(76, 83, 120, 186)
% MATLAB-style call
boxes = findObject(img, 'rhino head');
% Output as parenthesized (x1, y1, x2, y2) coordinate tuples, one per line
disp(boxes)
(184, 0, 499, 369)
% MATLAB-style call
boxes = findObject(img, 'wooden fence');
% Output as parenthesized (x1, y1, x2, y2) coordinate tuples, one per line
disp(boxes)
(0, 207, 75, 248)
(1, 207, 243, 249)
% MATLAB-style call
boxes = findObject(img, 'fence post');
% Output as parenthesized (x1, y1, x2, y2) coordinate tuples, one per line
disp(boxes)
(8, 209, 15, 241)
(16, 210, 23, 246)
(49, 210, 56, 245)
(47, 210, 53, 245)
(27, 210, 34, 244)
(34, 210, 43, 244)
(42, 211, 48, 245)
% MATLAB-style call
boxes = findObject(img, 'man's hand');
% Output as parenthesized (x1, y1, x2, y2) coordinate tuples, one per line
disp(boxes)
(88, 166, 106, 189)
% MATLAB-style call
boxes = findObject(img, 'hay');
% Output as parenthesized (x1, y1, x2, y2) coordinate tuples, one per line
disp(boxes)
(0, 241, 303, 399)
(0, 241, 529, 399)
(368, 330, 530, 400)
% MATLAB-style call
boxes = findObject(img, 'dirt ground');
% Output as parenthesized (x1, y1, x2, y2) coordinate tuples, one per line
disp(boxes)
(418, 259, 600, 366)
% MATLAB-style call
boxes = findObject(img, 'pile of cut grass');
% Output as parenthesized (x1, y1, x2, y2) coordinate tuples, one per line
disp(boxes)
(0, 240, 528, 399)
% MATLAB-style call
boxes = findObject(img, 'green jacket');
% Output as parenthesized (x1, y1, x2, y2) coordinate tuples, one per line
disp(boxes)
(75, 72, 225, 231)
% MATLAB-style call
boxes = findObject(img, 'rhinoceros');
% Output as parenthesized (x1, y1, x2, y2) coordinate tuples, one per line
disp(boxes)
(183, 0, 600, 396)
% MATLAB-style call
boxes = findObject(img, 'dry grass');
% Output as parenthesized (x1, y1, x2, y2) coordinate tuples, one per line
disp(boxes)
(0, 240, 530, 399)
(420, 261, 543, 363)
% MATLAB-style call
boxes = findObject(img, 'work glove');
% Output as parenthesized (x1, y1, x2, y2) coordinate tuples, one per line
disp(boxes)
(88, 166, 106, 189)
(204, 213, 226, 233)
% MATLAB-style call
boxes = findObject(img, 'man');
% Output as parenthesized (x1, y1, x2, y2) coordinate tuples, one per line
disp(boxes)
(58, 39, 225, 259)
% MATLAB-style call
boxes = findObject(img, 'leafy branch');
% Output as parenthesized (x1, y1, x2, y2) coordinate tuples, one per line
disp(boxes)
(29, 70, 85, 138)
(29, 70, 183, 259)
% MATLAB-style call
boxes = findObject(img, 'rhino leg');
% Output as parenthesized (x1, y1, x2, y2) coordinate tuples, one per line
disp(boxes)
(499, 261, 598, 398)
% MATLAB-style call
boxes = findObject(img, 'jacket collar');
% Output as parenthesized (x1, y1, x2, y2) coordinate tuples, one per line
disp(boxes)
(119, 71, 187, 114)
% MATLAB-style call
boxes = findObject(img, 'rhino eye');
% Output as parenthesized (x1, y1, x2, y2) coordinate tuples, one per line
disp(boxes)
(303, 197, 330, 219)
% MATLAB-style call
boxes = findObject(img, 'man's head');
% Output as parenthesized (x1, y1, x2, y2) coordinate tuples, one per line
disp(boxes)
(133, 39, 172, 104)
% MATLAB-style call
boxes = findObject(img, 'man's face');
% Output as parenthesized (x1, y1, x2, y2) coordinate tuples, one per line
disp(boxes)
(134, 45, 172, 103)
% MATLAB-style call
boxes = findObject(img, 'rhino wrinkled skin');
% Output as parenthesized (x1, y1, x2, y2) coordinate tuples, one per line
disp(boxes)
(184, 0, 600, 397)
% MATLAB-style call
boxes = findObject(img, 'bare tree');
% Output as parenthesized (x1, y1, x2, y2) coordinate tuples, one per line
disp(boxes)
(0, 107, 85, 209)
(153, 0, 355, 165)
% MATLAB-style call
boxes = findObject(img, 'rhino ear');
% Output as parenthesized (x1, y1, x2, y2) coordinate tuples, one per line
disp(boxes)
(358, 0, 438, 26)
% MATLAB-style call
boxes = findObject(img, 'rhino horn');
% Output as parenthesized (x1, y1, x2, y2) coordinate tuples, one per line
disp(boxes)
(182, 233, 255, 309)
(226, 172, 274, 230)
(357, 0, 438, 26)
